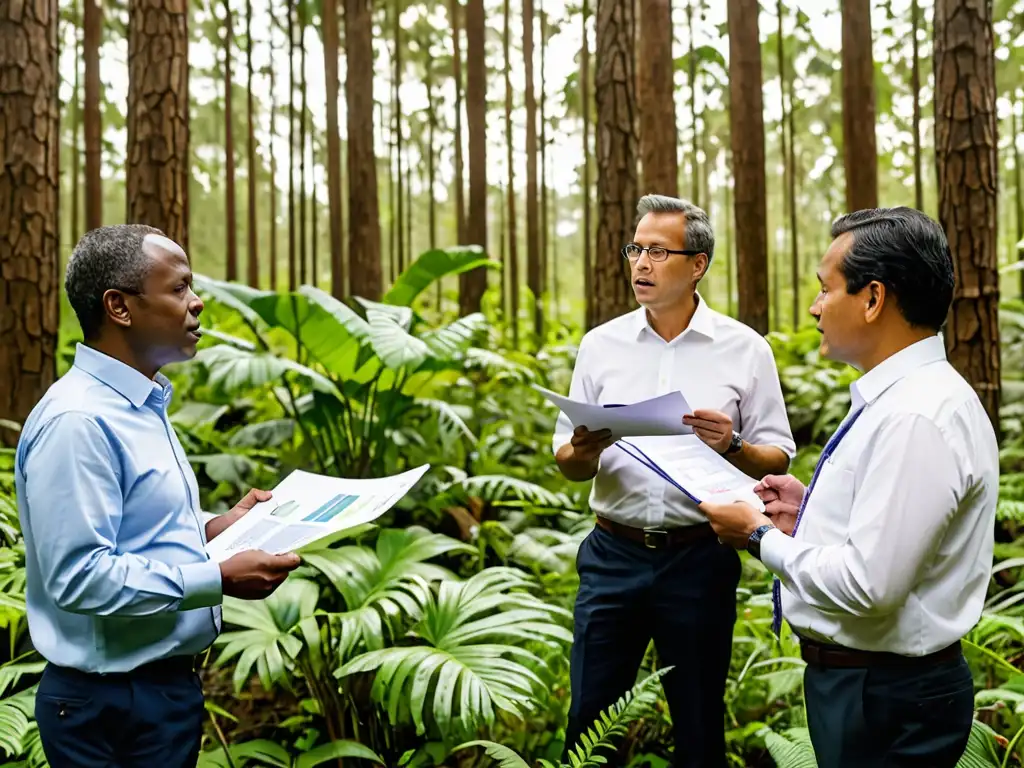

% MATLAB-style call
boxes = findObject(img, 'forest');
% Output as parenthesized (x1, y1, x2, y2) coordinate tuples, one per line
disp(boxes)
(2, 0, 1024, 765)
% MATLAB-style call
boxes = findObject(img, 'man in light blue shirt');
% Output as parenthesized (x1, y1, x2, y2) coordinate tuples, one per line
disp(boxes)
(16, 224, 301, 767)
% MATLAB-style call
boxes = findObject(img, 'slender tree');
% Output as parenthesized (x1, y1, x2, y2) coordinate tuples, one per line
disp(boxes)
(71, 0, 81, 244)
(841, 0, 878, 211)
(525, 0, 541, 335)
(450, 0, 466, 244)
(269, 25, 278, 289)
(83, 0, 101, 230)
(323, 0, 345, 297)
(911, 0, 924, 211)
(581, 0, 592, 309)
(0, 0, 60, 445)
(394, 0, 405, 274)
(504, 0, 520, 346)
(638, 0, 677, 195)
(288, 0, 297, 289)
(299, 5, 307, 285)
(245, 0, 258, 287)
(459, 0, 488, 314)
(223, 0, 237, 280)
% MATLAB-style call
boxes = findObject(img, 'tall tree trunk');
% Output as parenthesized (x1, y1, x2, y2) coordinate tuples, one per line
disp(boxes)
(223, 0, 237, 280)
(787, 53, 799, 330)
(299, 8, 307, 285)
(127, 0, 189, 248)
(0, 0, 60, 446)
(841, 0, 878, 211)
(83, 0, 101, 230)
(245, 0, 258, 287)
(504, 0, 520, 347)
(450, 0, 466, 244)
(540, 1, 548, 314)
(346, 0, 382, 299)
(727, 0, 768, 334)
(581, 0, 592, 316)
(1014, 100, 1023, 299)
(638, 0, 677, 195)
(71, 1, 81, 244)
(524, 0, 541, 336)
(688, 0, 698, 203)
(311, 168, 318, 284)
(934, 0, 1000, 432)
(388, 98, 396, 283)
(426, 53, 437, 252)
(323, 0, 344, 297)
(459, 0, 488, 314)
(288, 1, 296, 289)
(725, 148, 734, 316)
(775, 0, 785, 331)
(269, 25, 278, 290)
(405, 145, 413, 264)
(393, 0, 405, 274)
(591, 0, 638, 329)
(911, 0, 923, 211)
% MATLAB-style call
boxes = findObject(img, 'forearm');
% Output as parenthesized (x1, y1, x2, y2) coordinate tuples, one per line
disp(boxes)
(726, 442, 790, 478)
(555, 443, 600, 482)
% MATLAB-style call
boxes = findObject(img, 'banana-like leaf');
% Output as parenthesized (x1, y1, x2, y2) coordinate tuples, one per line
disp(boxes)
(451, 741, 531, 768)
(955, 720, 1003, 768)
(195, 345, 340, 397)
(465, 348, 536, 383)
(229, 419, 296, 448)
(193, 274, 269, 329)
(416, 399, 476, 445)
(364, 306, 431, 371)
(420, 314, 488, 362)
(443, 475, 573, 510)
(295, 740, 385, 768)
(196, 739, 290, 768)
(383, 246, 495, 307)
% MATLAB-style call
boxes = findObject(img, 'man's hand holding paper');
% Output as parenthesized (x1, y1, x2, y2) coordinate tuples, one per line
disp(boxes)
(753, 474, 806, 535)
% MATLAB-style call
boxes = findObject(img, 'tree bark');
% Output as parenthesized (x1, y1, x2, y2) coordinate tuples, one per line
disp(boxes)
(934, 0, 1000, 432)
(911, 0, 923, 211)
(459, 0, 487, 315)
(727, 0, 768, 334)
(841, 0, 878, 212)
(450, 0, 466, 244)
(687, 0, 698, 203)
(299, 7, 307, 285)
(83, 0, 101, 230)
(638, 0, 677, 195)
(539, 1, 548, 312)
(1014, 101, 1023, 299)
(393, 0, 404, 275)
(0, 0, 60, 445)
(323, 0, 344, 297)
(223, 0, 237, 280)
(524, 0, 541, 335)
(590, 0, 638, 329)
(127, 0, 189, 248)
(288, 0, 296, 290)
(504, 0, 519, 347)
(426, 51, 437, 251)
(71, 2, 81, 244)
(581, 0, 592, 319)
(269, 21, 278, 290)
(345, 0, 382, 299)
(245, 0, 258, 287)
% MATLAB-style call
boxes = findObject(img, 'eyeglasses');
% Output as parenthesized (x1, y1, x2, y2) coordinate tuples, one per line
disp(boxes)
(621, 244, 705, 262)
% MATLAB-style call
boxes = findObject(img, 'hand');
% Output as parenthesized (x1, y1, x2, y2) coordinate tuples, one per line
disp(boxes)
(569, 425, 615, 462)
(698, 500, 772, 550)
(683, 409, 734, 454)
(753, 475, 806, 535)
(219, 549, 302, 600)
(206, 489, 272, 542)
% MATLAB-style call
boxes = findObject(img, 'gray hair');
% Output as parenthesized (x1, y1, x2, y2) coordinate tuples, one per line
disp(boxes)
(65, 224, 163, 339)
(636, 194, 715, 265)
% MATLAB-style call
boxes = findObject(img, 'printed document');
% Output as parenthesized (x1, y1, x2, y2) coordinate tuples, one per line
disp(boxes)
(205, 464, 430, 562)
(616, 435, 765, 510)
(535, 386, 694, 437)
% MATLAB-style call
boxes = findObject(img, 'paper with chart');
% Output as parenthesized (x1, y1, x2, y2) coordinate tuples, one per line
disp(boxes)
(616, 435, 765, 510)
(205, 464, 430, 562)
(534, 385, 694, 437)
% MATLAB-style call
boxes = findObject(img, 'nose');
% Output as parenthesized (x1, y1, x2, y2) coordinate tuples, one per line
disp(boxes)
(189, 290, 204, 316)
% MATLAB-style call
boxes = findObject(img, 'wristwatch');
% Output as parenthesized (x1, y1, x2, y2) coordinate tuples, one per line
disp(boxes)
(747, 523, 775, 560)
(725, 430, 743, 455)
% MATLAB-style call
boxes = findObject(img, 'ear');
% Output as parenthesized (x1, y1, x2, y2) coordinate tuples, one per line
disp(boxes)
(864, 281, 885, 323)
(102, 289, 133, 330)
(693, 253, 710, 282)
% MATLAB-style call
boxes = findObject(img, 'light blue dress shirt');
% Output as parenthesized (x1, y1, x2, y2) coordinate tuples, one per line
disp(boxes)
(15, 343, 223, 674)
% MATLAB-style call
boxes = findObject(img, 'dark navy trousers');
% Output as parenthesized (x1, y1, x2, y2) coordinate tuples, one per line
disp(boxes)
(565, 523, 741, 768)
(34, 661, 205, 767)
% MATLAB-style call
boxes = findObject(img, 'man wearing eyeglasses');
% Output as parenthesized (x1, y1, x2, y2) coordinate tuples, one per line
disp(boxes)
(552, 195, 795, 767)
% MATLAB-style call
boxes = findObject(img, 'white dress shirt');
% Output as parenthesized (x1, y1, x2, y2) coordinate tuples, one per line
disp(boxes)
(761, 335, 999, 656)
(552, 295, 796, 529)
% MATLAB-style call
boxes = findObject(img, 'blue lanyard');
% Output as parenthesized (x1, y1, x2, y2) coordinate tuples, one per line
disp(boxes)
(772, 404, 865, 636)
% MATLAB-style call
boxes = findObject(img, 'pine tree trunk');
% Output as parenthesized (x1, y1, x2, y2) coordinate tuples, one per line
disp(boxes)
(638, 0, 677, 195)
(450, 0, 466, 244)
(405, 146, 413, 264)
(581, 0, 592, 318)
(911, 0, 923, 211)
(83, 0, 101, 230)
(841, 0, 878, 211)
(725, 148, 734, 316)
(288, 1, 296, 290)
(459, 0, 488, 314)
(323, 0, 344, 297)
(504, 0, 520, 347)
(426, 53, 437, 251)
(127, 0, 190, 248)
(246, 0, 258, 287)
(1014, 101, 1023, 299)
(269, 23, 278, 290)
(223, 0, 237, 280)
(591, 0, 638, 329)
(539, 1, 548, 314)
(687, 0, 698, 204)
(345, 0, 382, 299)
(71, 1, 81, 244)
(727, 0, 768, 334)
(393, 0, 405, 274)
(934, 0, 1000, 432)
(299, 8, 307, 285)
(524, 0, 541, 336)
(0, 0, 60, 446)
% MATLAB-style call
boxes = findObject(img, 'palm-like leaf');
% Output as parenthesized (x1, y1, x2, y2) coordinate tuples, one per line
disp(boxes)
(762, 727, 817, 768)
(365, 306, 431, 371)
(420, 314, 488, 361)
(195, 345, 340, 397)
(452, 741, 531, 768)
(335, 568, 572, 738)
(439, 475, 574, 511)
(382, 246, 496, 307)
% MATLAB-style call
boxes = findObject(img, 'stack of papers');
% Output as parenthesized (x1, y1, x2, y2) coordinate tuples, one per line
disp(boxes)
(205, 465, 430, 562)
(534, 385, 694, 437)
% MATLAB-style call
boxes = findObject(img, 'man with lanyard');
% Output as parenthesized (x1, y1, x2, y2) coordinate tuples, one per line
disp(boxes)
(702, 207, 998, 767)
(553, 195, 796, 766)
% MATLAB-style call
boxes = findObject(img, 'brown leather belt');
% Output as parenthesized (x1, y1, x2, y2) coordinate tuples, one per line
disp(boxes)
(799, 638, 962, 669)
(595, 516, 716, 549)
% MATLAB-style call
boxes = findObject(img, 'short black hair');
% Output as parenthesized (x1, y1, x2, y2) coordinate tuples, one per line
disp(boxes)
(65, 224, 163, 339)
(831, 207, 954, 332)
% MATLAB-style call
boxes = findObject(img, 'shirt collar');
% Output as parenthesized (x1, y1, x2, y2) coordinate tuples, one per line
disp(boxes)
(73, 343, 171, 409)
(850, 334, 946, 410)
(633, 292, 717, 341)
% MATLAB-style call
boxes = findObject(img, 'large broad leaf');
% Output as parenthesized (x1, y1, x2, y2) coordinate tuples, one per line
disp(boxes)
(195, 345, 341, 398)
(762, 728, 818, 768)
(193, 274, 270, 329)
(452, 742, 530, 768)
(383, 246, 497, 307)
(364, 305, 431, 371)
(295, 740, 385, 768)
(420, 314, 488, 362)
(196, 740, 291, 768)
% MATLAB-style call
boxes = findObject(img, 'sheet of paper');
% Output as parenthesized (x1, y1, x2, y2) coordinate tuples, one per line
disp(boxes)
(617, 435, 765, 510)
(534, 385, 694, 437)
(205, 464, 430, 563)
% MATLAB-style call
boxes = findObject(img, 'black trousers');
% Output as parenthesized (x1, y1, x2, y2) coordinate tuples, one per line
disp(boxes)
(803, 653, 975, 767)
(565, 524, 741, 768)
(34, 661, 205, 768)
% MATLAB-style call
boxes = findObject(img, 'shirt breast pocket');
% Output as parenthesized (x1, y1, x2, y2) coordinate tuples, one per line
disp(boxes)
(800, 461, 857, 543)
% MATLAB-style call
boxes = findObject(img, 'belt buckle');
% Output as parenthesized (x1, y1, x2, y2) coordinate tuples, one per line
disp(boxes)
(643, 527, 668, 549)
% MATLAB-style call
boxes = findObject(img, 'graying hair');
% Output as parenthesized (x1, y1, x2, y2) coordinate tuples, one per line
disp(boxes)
(636, 194, 715, 265)
(65, 224, 163, 339)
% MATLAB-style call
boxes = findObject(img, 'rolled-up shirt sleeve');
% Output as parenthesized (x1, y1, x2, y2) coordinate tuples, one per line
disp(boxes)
(739, 339, 797, 457)
(760, 413, 959, 617)
(22, 412, 222, 616)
